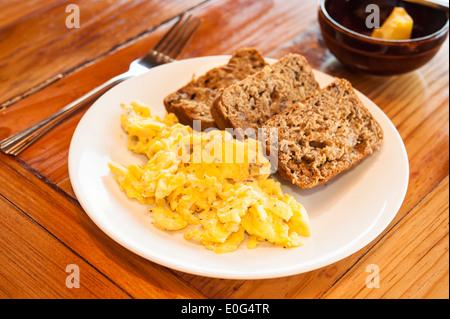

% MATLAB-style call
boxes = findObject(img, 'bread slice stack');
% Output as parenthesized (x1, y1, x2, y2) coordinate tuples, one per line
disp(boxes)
(211, 53, 319, 131)
(163, 49, 383, 189)
(263, 78, 384, 189)
(164, 48, 267, 130)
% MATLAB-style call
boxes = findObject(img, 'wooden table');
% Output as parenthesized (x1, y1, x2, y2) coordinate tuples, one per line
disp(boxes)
(0, 0, 448, 300)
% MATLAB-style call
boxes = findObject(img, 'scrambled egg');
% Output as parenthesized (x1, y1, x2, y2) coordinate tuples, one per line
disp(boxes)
(109, 101, 311, 253)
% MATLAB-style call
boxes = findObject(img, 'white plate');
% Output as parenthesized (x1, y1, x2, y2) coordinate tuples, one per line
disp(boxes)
(68, 56, 409, 279)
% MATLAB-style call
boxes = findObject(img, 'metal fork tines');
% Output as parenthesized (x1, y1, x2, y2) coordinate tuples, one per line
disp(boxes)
(0, 13, 202, 156)
(143, 13, 202, 67)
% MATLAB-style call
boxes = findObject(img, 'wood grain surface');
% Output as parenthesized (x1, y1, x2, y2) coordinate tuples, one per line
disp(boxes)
(0, 0, 448, 300)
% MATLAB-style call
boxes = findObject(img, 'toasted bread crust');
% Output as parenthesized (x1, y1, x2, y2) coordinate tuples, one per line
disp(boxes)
(211, 53, 319, 131)
(210, 91, 236, 130)
(263, 78, 384, 189)
(164, 48, 267, 130)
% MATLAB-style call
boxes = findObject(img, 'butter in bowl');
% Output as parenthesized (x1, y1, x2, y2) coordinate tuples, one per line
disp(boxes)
(318, 0, 449, 75)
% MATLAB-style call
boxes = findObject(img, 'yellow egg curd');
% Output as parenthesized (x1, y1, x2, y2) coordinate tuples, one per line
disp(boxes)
(109, 101, 311, 253)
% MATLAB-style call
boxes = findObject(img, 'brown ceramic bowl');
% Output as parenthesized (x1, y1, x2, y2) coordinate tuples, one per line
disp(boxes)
(318, 0, 449, 76)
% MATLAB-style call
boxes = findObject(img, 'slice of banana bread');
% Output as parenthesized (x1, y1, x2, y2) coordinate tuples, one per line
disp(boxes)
(164, 48, 267, 130)
(210, 53, 319, 131)
(263, 78, 384, 189)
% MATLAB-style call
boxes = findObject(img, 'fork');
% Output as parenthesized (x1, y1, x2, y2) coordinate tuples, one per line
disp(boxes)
(0, 13, 201, 156)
